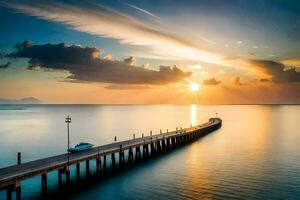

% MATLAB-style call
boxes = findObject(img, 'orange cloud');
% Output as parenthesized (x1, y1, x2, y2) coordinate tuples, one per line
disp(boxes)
(202, 78, 221, 85)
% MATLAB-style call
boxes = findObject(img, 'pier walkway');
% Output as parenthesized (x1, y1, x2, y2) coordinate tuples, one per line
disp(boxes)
(0, 118, 222, 200)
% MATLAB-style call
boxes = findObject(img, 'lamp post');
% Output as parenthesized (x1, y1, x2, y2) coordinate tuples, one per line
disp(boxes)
(65, 115, 71, 165)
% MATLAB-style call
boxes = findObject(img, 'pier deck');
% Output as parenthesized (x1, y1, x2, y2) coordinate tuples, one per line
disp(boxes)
(0, 118, 222, 199)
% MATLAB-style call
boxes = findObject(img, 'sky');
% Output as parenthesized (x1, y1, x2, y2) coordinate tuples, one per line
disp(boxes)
(0, 0, 300, 104)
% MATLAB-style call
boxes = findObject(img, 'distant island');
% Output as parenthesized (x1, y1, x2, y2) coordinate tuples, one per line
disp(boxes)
(0, 97, 42, 104)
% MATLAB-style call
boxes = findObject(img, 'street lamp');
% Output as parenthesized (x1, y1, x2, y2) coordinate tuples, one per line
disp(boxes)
(65, 115, 71, 165)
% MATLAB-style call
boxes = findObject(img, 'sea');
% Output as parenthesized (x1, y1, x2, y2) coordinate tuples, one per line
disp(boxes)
(0, 104, 299, 199)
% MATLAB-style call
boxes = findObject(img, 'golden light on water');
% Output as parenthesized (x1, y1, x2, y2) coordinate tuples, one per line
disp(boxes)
(190, 104, 197, 126)
(189, 83, 200, 92)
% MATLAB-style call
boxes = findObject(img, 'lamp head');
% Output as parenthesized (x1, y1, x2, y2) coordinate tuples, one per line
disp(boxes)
(65, 116, 71, 123)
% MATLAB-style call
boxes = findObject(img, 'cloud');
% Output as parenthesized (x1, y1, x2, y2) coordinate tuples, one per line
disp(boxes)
(2, 1, 228, 65)
(123, 56, 136, 65)
(188, 64, 202, 70)
(232, 76, 244, 86)
(250, 59, 300, 83)
(200, 71, 209, 75)
(103, 54, 113, 60)
(202, 78, 221, 85)
(3, 1, 300, 84)
(7, 41, 191, 85)
(105, 84, 151, 90)
(0, 62, 10, 68)
(121, 1, 160, 20)
(281, 58, 300, 72)
(260, 78, 270, 82)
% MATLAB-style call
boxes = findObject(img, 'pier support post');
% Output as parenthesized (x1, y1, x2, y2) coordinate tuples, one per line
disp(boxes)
(143, 144, 149, 160)
(58, 169, 63, 186)
(15, 180, 21, 200)
(6, 186, 13, 200)
(41, 173, 47, 193)
(177, 136, 181, 146)
(167, 138, 171, 149)
(150, 142, 155, 156)
(76, 163, 80, 179)
(175, 136, 179, 146)
(119, 145, 125, 167)
(103, 155, 107, 172)
(146, 144, 149, 157)
(135, 146, 141, 161)
(66, 167, 70, 184)
(86, 160, 90, 177)
(156, 140, 161, 153)
(142, 144, 145, 158)
(96, 157, 101, 174)
(111, 153, 115, 169)
(162, 138, 166, 152)
(128, 147, 133, 163)
(171, 137, 175, 147)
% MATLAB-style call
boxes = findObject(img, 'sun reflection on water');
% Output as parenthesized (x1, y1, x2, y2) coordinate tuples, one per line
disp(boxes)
(190, 104, 197, 126)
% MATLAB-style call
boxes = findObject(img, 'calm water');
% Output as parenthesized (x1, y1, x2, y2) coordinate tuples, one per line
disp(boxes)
(0, 105, 300, 199)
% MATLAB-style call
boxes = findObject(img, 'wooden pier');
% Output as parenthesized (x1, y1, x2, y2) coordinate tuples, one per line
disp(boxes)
(0, 118, 222, 200)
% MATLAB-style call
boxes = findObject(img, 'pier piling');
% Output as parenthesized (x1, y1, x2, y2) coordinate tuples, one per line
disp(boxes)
(111, 153, 115, 169)
(128, 147, 133, 163)
(76, 163, 80, 179)
(96, 157, 101, 174)
(135, 146, 141, 160)
(86, 160, 90, 177)
(119, 145, 125, 166)
(58, 169, 63, 186)
(66, 168, 70, 184)
(6, 185, 12, 200)
(41, 173, 47, 193)
(103, 155, 107, 172)
(15, 180, 21, 200)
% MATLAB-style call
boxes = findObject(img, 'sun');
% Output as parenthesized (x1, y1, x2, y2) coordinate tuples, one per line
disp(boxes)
(189, 83, 200, 92)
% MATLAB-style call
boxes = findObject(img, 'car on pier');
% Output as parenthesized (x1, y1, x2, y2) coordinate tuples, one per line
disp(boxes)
(68, 142, 94, 153)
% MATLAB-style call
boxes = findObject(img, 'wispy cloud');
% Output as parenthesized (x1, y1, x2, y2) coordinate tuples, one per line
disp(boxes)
(2, 1, 227, 65)
(121, 1, 160, 20)
(105, 84, 151, 90)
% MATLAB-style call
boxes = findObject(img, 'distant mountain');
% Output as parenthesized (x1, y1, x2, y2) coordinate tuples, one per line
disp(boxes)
(0, 97, 42, 104)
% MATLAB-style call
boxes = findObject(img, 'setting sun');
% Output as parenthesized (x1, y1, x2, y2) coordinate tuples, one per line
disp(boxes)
(189, 83, 200, 92)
